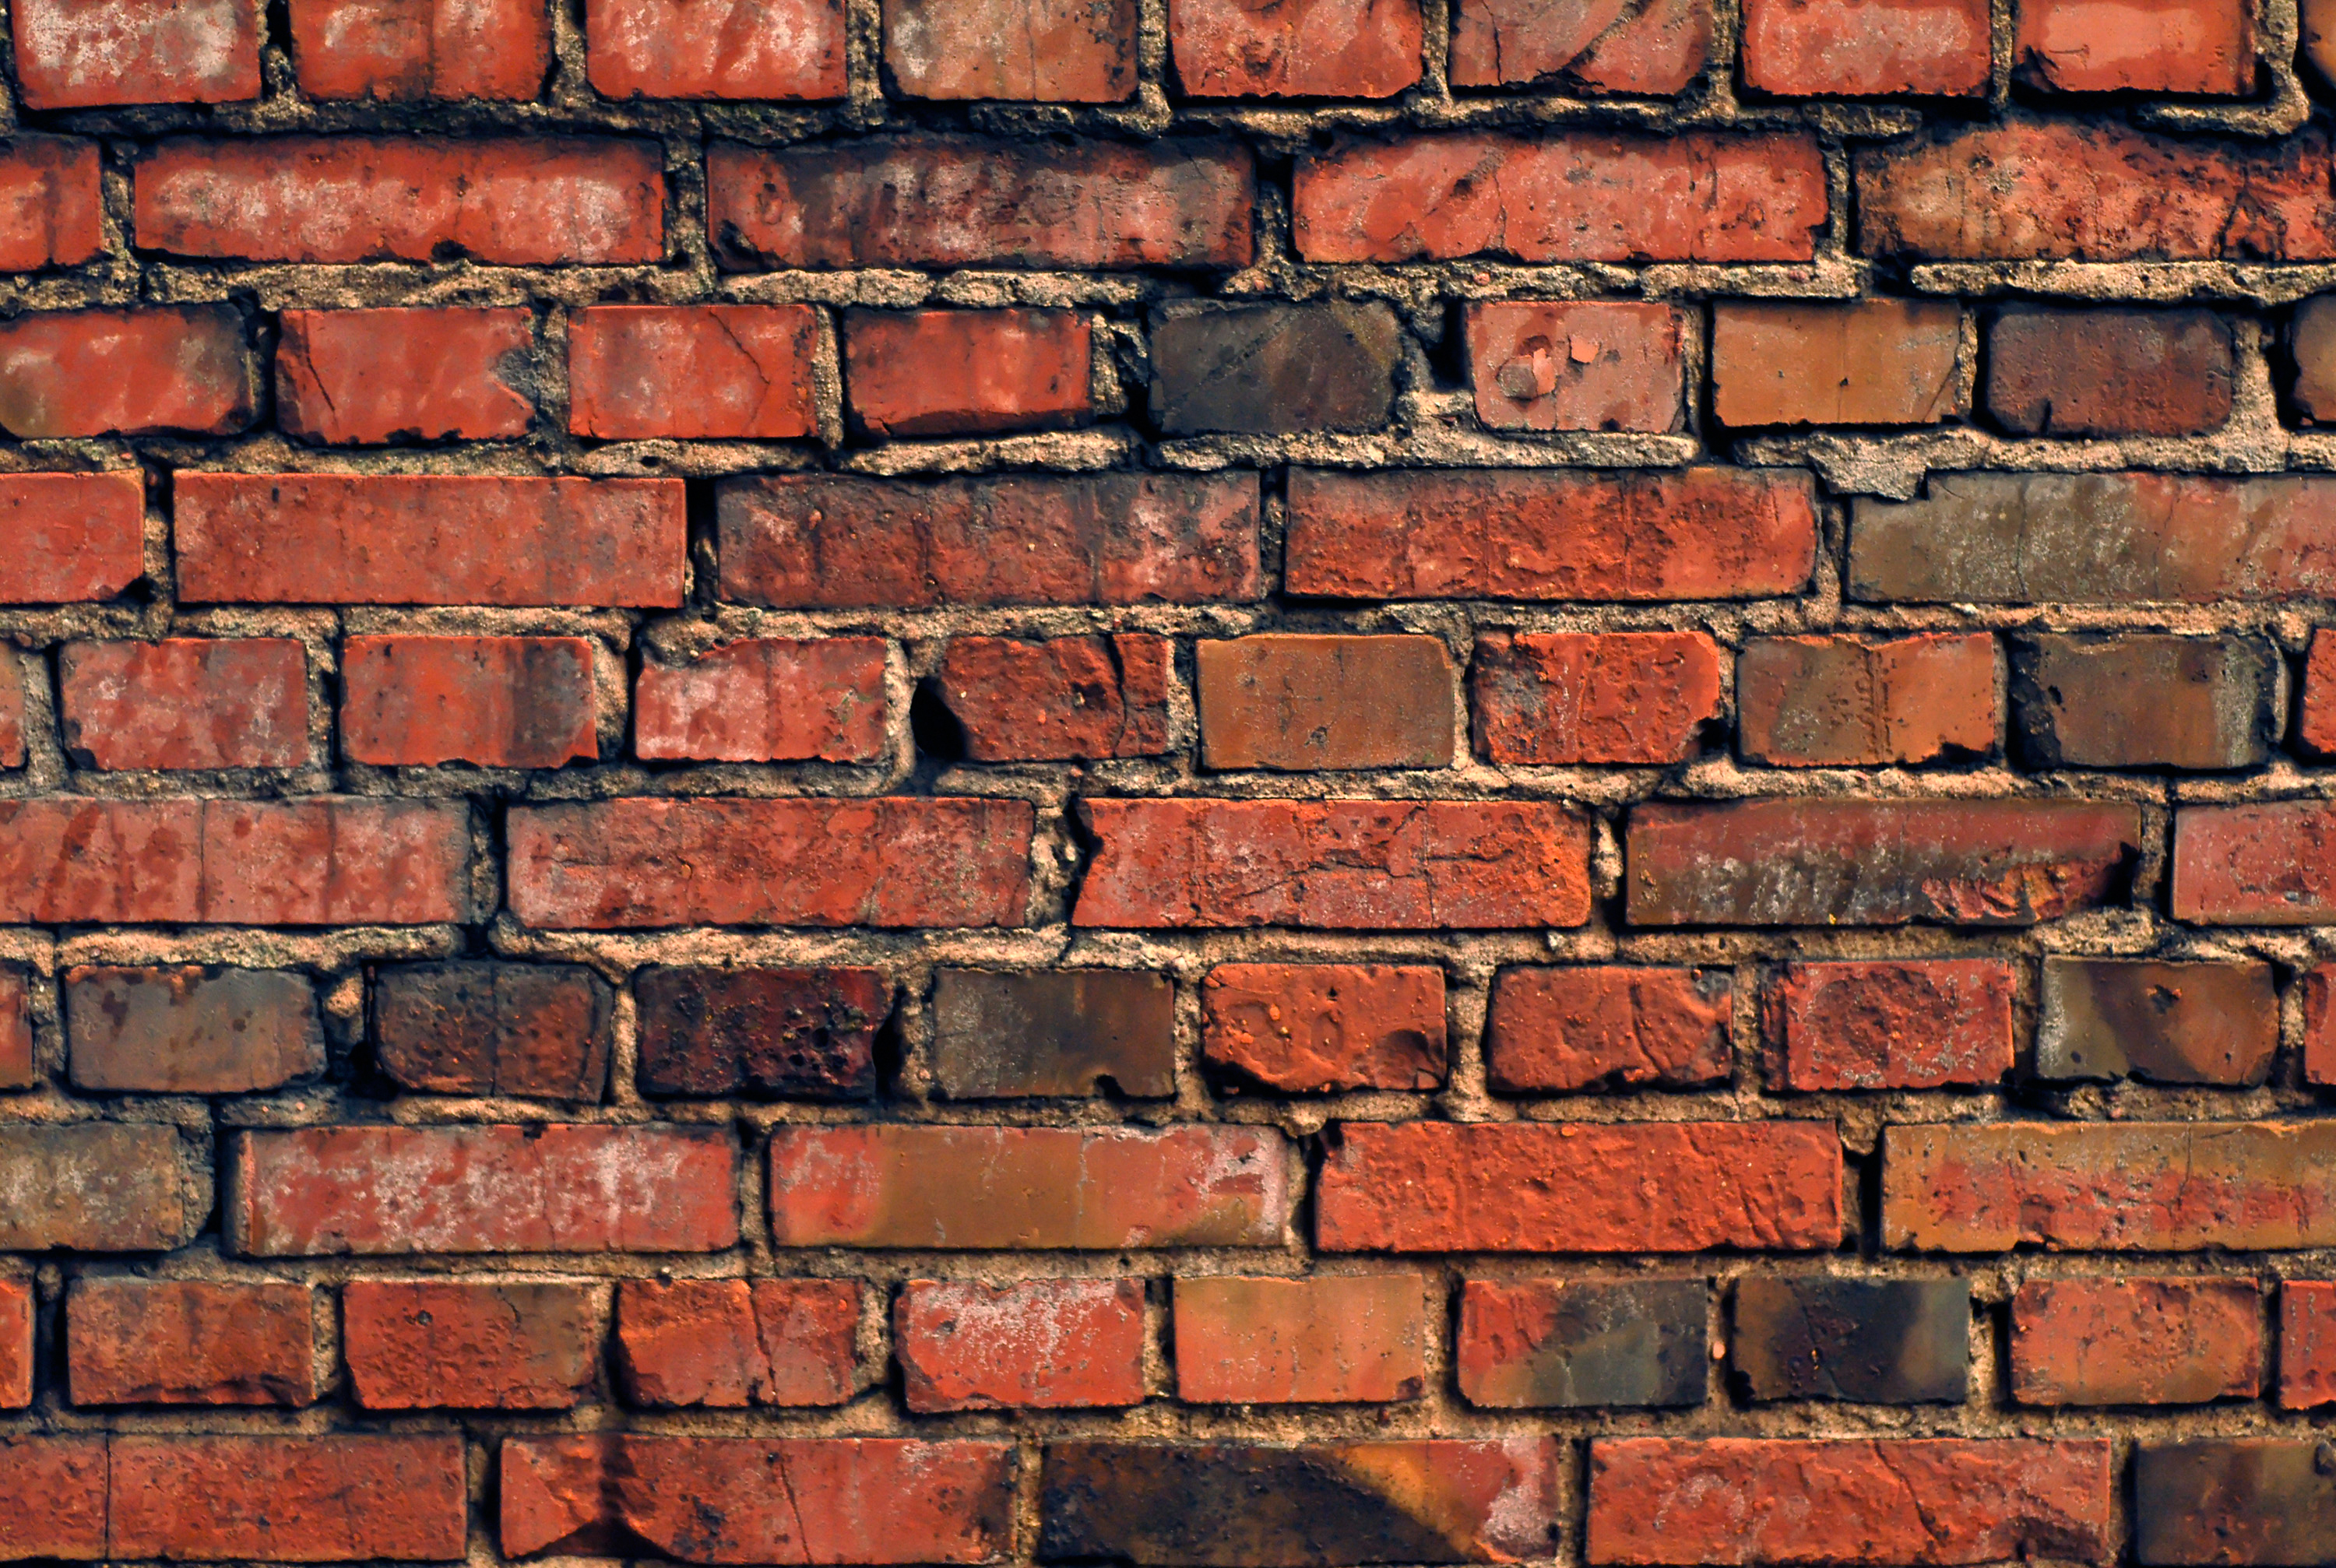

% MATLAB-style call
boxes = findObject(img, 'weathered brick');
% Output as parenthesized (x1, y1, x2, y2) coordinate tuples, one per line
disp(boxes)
(1170, 0, 1421, 96)
(1737, 633, 1998, 766)
(288, 0, 554, 99)
(135, 136, 663, 263)
(1150, 303, 1401, 434)
(1884, 1121, 2336, 1251)
(769, 1124, 1292, 1248)
(0, 136, 104, 269)
(1449, 0, 1712, 90)
(1318, 1121, 1842, 1252)
(635, 966, 888, 1099)
(230, 1124, 739, 1255)
(176, 473, 684, 607)
(1987, 307, 2234, 436)
(1039, 1440, 1563, 1566)
(709, 139, 1253, 269)
(1466, 301, 1687, 432)
(1201, 963, 1447, 1092)
(1485, 966, 1732, 1093)
(2011, 635, 2278, 770)
(0, 659, 19, 772)
(2293, 294, 2336, 423)
(0, 1280, 27, 1408)
(2014, 0, 2252, 93)
(345, 1281, 596, 1409)
(1295, 132, 1826, 262)
(0, 1124, 192, 1251)
(509, 798, 1033, 929)
(1763, 960, 2016, 1091)
(373, 962, 611, 1100)
(2303, 629, 2336, 753)
(2309, 966, 2336, 1085)
(503, 1436, 1015, 1562)
(615, 1278, 860, 1407)
(1459, 1279, 1708, 1408)
(2279, 1281, 2336, 1408)
(1472, 631, 1724, 765)
(846, 308, 1091, 438)
(2011, 1278, 2260, 1405)
(898, 1278, 1144, 1411)
(937, 634, 1173, 761)
(278, 307, 536, 444)
(0, 308, 255, 437)
(587, 0, 845, 97)
(569, 304, 819, 440)
(65, 965, 323, 1095)
(0, 1438, 106, 1558)
(931, 969, 1175, 1098)
(1740, 0, 1989, 94)
(636, 638, 888, 764)
(2135, 1442, 2336, 1566)
(67, 1279, 315, 1406)
(885, 0, 1137, 99)
(341, 634, 598, 768)
(109, 1436, 469, 1561)
(2173, 800, 2336, 923)
(0, 473, 145, 605)
(1075, 799, 1592, 929)
(1712, 300, 1965, 427)
(1733, 1278, 1969, 1403)
(13, 0, 260, 107)
(2035, 958, 2276, 1085)
(1588, 1439, 2113, 1564)
(718, 472, 1259, 608)
(1176, 1274, 1429, 1404)
(58, 638, 308, 770)
(1286, 467, 1818, 601)
(0, 969, 27, 1089)
(1198, 635, 1457, 769)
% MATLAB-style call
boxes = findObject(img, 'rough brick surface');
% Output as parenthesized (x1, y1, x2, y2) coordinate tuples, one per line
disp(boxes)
(276, 307, 535, 443)
(1458, 1279, 1708, 1408)
(2011, 1278, 2262, 1406)
(1472, 631, 1723, 765)
(109, 1436, 469, 1561)
(66, 964, 324, 1093)
(586, 0, 846, 100)
(1485, 966, 1732, 1092)
(68, 1280, 317, 1405)
(0, 306, 256, 437)
(635, 965, 888, 1098)
(1740, 0, 1989, 96)
(1449, 0, 1712, 89)
(1736, 633, 1997, 767)
(14, 0, 261, 107)
(1987, 308, 2234, 436)
(1170, 0, 1421, 97)
(570, 304, 819, 440)
(1465, 301, 1687, 432)
(1712, 300, 1965, 427)
(58, 637, 309, 770)
(1200, 963, 1447, 1092)
(1762, 959, 2015, 1090)
(341, 634, 598, 768)
(898, 1278, 1145, 1410)
(373, 961, 612, 1099)
(344, 1281, 598, 1408)
(635, 637, 888, 763)
(287, 0, 554, 99)
(0, 135, 104, 269)
(0, 1279, 28, 1408)
(1733, 1277, 1968, 1404)
(937, 634, 1173, 761)
(931, 968, 1175, 1098)
(885, 0, 1137, 99)
(616, 1278, 860, 1407)
(2013, 0, 2253, 93)
(847, 308, 1091, 438)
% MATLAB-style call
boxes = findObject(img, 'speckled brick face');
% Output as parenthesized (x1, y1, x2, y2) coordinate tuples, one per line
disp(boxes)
(2, 1, 2331, 1561)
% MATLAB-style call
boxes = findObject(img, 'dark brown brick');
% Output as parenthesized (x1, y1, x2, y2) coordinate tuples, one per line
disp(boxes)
(635, 967, 888, 1099)
(1458, 1279, 1708, 1408)
(2035, 958, 2277, 1085)
(1484, 967, 1732, 1093)
(1988, 307, 2233, 436)
(929, 969, 1175, 1099)
(1198, 635, 1458, 770)
(1149, 303, 1401, 434)
(2135, 1442, 2336, 1565)
(65, 965, 322, 1095)
(372, 962, 612, 1100)
(1736, 633, 1998, 767)
(1201, 964, 1448, 1092)
(1732, 1277, 1968, 1404)
(2011, 635, 2279, 771)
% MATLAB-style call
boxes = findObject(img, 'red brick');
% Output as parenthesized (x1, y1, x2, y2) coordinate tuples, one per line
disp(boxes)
(1484, 966, 1733, 1093)
(0, 659, 19, 772)
(58, 638, 308, 770)
(1763, 960, 2015, 1090)
(897, 1278, 1144, 1411)
(588, 0, 844, 97)
(0, 798, 470, 925)
(1586, 1438, 2113, 1564)
(1170, 0, 1421, 96)
(345, 1281, 597, 1408)
(0, 1280, 26, 1408)
(2306, 965, 2336, 1087)
(1472, 631, 1722, 765)
(1176, 1274, 1429, 1403)
(66, 1280, 315, 1406)
(277, 307, 535, 444)
(135, 136, 663, 264)
(1318, 1121, 1842, 1253)
(65, 965, 323, 1095)
(1286, 467, 1817, 602)
(1201, 963, 1448, 1092)
(2011, 1278, 2261, 1405)
(109, 1436, 468, 1562)
(1459, 1279, 1708, 1408)
(1076, 799, 1592, 930)
(2279, 1281, 2336, 1408)
(1986, 307, 2234, 436)
(0, 136, 104, 269)
(0, 474, 143, 604)
(0, 1438, 108, 1559)
(288, 0, 553, 98)
(342, 635, 596, 769)
(1450, 0, 1712, 90)
(717, 472, 1258, 608)
(1294, 132, 1825, 262)
(1627, 799, 2143, 926)
(0, 1124, 195, 1252)
(230, 1124, 739, 1255)
(2174, 801, 2336, 923)
(884, 0, 1136, 99)
(503, 1436, 1015, 1562)
(635, 638, 886, 763)
(174, 473, 685, 607)
(1737, 633, 1997, 767)
(846, 309, 1091, 438)
(615, 1278, 860, 1407)
(508, 797, 1032, 929)
(2302, 630, 2336, 754)
(1466, 302, 1686, 432)
(570, 304, 818, 440)
(0, 308, 255, 437)
(1741, 0, 1989, 95)
(937, 634, 1173, 761)
(709, 138, 1253, 269)
(1884, 1120, 2336, 1251)
(0, 969, 26, 1088)
(768, 1124, 1292, 1248)
(1857, 123, 2336, 262)
(13, 0, 260, 107)
(2014, 0, 2252, 92)
(1712, 300, 1965, 427)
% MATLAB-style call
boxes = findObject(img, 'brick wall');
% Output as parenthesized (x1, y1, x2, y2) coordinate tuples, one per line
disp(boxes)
(2, 0, 2334, 1559)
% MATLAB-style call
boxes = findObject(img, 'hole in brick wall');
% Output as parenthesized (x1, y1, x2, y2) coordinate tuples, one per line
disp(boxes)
(909, 683, 967, 764)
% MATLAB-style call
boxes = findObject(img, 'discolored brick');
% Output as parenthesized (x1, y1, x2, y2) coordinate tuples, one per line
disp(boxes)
(2278, 1281, 2336, 1408)
(634, 638, 889, 764)
(2035, 958, 2276, 1085)
(110, 1436, 468, 1562)
(884, 0, 1138, 99)
(1485, 966, 1733, 1093)
(568, 304, 819, 440)
(1736, 633, 1998, 767)
(1176, 1274, 1430, 1404)
(1988, 307, 2233, 436)
(1712, 300, 1965, 427)
(0, 473, 146, 605)
(1150, 303, 1402, 434)
(68, 1280, 316, 1405)
(1449, 0, 1712, 90)
(66, 965, 324, 1095)
(345, 1281, 596, 1409)
(930, 969, 1175, 1099)
(2011, 635, 2278, 771)
(898, 1278, 1144, 1411)
(0, 1279, 26, 1407)
(2173, 800, 2336, 924)
(372, 962, 612, 1100)
(342, 634, 598, 768)
(58, 638, 310, 770)
(1740, 0, 1990, 95)
(1198, 635, 1458, 770)
(2308, 966, 2336, 1085)
(2011, 1278, 2260, 1406)
(1472, 631, 1724, 765)
(1763, 960, 2016, 1091)
(615, 1278, 860, 1408)
(13, 0, 261, 107)
(0, 969, 28, 1090)
(0, 136, 104, 270)
(1458, 1279, 1708, 1408)
(1201, 963, 1447, 1092)
(2014, 0, 2253, 93)
(288, 0, 554, 99)
(0, 308, 256, 438)
(846, 308, 1092, 438)
(2303, 629, 2336, 754)
(0, 1123, 195, 1251)
(2292, 295, 2336, 422)
(1733, 1277, 1969, 1403)
(937, 634, 1173, 761)
(1465, 301, 1687, 432)
(635, 966, 888, 1099)
(1170, 0, 1420, 96)
(584, 0, 846, 98)
(278, 307, 536, 444)
(2135, 1442, 2336, 1566)
(0, 659, 20, 772)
